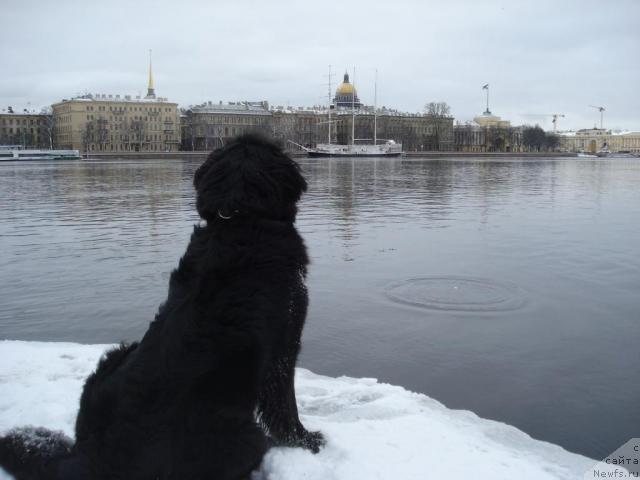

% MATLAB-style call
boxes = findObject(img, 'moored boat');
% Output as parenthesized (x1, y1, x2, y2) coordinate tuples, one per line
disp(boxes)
(306, 140, 403, 157)
(0, 149, 81, 161)
(302, 68, 403, 158)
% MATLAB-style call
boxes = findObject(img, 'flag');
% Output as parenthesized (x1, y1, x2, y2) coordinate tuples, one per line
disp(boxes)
(482, 84, 489, 90)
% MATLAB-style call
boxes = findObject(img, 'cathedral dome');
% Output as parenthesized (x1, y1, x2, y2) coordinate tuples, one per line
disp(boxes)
(333, 72, 361, 109)
(336, 73, 356, 95)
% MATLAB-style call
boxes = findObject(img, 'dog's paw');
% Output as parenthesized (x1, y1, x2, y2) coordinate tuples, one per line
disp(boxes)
(298, 430, 325, 454)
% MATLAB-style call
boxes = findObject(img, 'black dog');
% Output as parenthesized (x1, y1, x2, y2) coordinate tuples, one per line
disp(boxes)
(0, 134, 324, 479)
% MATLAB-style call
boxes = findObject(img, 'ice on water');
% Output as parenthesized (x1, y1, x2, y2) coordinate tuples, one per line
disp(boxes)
(0, 341, 597, 479)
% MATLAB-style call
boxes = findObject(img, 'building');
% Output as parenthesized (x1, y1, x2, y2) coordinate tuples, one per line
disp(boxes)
(333, 110, 454, 151)
(181, 101, 271, 151)
(559, 128, 640, 154)
(332, 72, 362, 109)
(51, 57, 180, 153)
(454, 112, 523, 152)
(0, 109, 53, 149)
(268, 71, 454, 152)
(269, 106, 454, 152)
(179, 68, 454, 153)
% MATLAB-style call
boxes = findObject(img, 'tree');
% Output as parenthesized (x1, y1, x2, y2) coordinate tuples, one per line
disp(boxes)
(95, 117, 109, 151)
(522, 125, 546, 151)
(40, 106, 56, 149)
(81, 120, 95, 155)
(181, 109, 195, 151)
(423, 101, 451, 117)
(129, 119, 146, 152)
(423, 102, 452, 151)
(544, 133, 560, 151)
(523, 125, 560, 152)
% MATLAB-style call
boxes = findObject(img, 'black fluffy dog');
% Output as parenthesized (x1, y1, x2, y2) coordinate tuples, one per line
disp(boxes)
(0, 134, 324, 480)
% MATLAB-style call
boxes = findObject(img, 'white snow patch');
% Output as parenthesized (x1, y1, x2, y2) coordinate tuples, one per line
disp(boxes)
(0, 341, 596, 479)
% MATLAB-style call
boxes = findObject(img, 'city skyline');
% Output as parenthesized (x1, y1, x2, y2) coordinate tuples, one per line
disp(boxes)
(2, 0, 639, 131)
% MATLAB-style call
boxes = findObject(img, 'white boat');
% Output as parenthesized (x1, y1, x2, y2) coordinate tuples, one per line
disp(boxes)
(306, 140, 403, 157)
(304, 67, 403, 158)
(596, 151, 638, 158)
(0, 149, 81, 161)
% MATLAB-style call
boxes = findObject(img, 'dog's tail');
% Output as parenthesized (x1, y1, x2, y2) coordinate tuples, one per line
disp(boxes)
(0, 427, 80, 480)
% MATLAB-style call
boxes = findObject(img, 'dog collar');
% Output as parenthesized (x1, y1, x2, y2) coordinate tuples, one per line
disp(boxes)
(217, 209, 240, 220)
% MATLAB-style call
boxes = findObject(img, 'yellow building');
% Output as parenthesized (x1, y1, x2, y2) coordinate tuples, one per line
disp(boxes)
(0, 110, 53, 148)
(454, 112, 523, 152)
(472, 112, 512, 128)
(560, 128, 640, 154)
(52, 57, 180, 153)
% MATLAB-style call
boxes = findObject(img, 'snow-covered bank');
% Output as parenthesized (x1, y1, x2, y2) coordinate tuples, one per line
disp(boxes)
(0, 341, 596, 479)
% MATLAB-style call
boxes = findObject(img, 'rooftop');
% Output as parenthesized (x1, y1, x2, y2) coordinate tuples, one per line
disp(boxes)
(558, 129, 640, 137)
(1, 110, 46, 116)
(189, 101, 271, 116)
(269, 104, 434, 117)
(56, 93, 175, 104)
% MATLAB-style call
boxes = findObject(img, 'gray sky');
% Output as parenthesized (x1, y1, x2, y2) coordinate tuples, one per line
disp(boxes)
(3, 0, 639, 131)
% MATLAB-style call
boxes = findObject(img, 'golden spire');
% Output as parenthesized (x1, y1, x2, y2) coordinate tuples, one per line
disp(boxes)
(146, 49, 156, 99)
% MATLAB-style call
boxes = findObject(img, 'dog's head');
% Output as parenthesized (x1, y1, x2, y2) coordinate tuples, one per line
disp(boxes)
(193, 134, 307, 222)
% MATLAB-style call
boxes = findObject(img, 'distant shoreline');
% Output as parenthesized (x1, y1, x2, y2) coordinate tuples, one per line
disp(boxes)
(79, 151, 583, 160)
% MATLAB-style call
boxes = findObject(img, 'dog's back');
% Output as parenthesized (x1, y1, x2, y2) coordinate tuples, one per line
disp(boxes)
(74, 218, 307, 478)
(0, 134, 322, 480)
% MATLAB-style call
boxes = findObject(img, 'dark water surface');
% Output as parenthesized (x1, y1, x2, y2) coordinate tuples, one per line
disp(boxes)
(1, 157, 639, 459)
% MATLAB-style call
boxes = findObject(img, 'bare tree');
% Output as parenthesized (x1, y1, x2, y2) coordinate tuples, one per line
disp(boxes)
(129, 119, 147, 152)
(204, 123, 214, 151)
(95, 116, 109, 151)
(422, 103, 453, 151)
(40, 107, 56, 149)
(545, 133, 560, 151)
(424, 101, 451, 117)
(522, 125, 546, 151)
(181, 109, 195, 151)
(81, 120, 95, 155)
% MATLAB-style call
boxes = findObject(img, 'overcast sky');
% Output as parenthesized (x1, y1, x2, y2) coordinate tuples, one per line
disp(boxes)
(2, 0, 639, 131)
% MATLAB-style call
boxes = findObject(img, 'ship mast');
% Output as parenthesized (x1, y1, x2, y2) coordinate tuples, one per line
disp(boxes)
(351, 67, 356, 145)
(374, 68, 378, 146)
(327, 65, 332, 145)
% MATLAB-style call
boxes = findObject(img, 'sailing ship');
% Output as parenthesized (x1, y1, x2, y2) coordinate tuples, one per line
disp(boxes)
(303, 68, 403, 158)
(306, 140, 402, 157)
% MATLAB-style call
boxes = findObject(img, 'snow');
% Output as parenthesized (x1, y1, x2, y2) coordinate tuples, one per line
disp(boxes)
(0, 341, 599, 480)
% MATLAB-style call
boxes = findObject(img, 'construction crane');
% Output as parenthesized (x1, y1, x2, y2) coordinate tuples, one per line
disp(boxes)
(521, 113, 565, 132)
(550, 114, 565, 132)
(588, 105, 605, 129)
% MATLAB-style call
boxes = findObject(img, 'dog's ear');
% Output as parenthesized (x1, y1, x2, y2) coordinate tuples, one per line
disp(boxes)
(194, 134, 307, 222)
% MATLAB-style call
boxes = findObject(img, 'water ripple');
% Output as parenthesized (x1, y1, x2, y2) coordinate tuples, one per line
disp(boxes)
(385, 276, 527, 312)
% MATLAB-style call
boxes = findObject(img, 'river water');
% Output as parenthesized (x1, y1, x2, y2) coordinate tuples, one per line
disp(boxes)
(1, 156, 638, 459)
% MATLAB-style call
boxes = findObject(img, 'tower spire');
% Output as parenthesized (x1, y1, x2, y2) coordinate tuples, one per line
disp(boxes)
(146, 49, 156, 99)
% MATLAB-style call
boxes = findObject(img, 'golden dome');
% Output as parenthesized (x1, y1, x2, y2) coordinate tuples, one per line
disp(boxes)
(336, 72, 357, 96)
(333, 71, 362, 108)
(336, 83, 355, 95)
